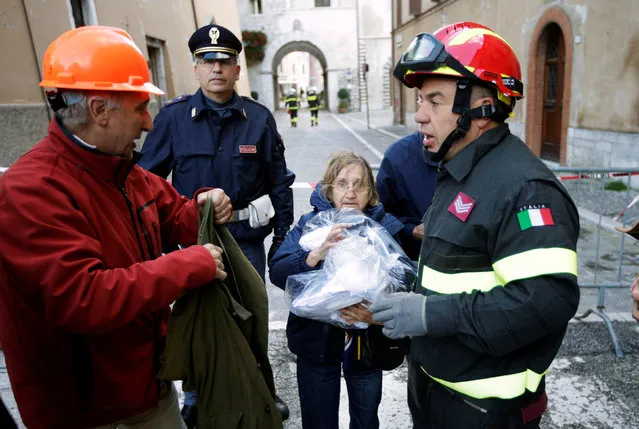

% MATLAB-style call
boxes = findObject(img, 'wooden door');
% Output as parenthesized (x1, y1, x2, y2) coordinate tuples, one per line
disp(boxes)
(541, 24, 565, 162)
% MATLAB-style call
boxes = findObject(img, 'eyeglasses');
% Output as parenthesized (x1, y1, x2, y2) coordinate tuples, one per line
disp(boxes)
(330, 180, 369, 194)
(197, 58, 237, 67)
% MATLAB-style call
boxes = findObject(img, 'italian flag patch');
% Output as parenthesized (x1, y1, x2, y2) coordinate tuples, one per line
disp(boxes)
(517, 206, 555, 230)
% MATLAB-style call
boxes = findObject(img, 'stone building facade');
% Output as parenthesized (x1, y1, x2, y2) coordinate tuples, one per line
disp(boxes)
(392, 0, 639, 169)
(239, 0, 394, 113)
(0, 0, 248, 167)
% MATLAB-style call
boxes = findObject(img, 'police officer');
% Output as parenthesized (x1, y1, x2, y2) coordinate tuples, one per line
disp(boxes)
(307, 86, 321, 127)
(285, 88, 300, 127)
(376, 131, 438, 260)
(368, 22, 580, 428)
(139, 24, 293, 425)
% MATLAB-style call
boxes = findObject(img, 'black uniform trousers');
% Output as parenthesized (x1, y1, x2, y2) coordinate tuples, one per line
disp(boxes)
(408, 360, 545, 429)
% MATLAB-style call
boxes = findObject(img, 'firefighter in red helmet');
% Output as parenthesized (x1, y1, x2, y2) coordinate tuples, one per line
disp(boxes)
(362, 22, 581, 428)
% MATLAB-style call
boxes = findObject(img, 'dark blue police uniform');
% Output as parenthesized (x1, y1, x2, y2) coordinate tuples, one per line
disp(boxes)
(376, 131, 438, 260)
(140, 23, 293, 423)
(140, 23, 295, 281)
(140, 89, 295, 278)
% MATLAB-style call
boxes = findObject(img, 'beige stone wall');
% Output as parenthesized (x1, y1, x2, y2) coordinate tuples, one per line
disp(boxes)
(565, 0, 639, 131)
(391, 0, 639, 134)
(0, 0, 248, 166)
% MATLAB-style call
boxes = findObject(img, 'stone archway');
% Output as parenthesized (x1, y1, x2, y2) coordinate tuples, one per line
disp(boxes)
(259, 31, 338, 112)
(526, 6, 574, 166)
(271, 41, 329, 112)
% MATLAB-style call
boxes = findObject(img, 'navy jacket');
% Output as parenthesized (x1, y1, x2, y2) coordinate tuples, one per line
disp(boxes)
(269, 183, 403, 364)
(376, 131, 439, 259)
(140, 89, 295, 241)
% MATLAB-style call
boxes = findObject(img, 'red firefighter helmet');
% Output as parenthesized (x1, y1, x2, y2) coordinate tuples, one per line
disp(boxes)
(394, 22, 523, 103)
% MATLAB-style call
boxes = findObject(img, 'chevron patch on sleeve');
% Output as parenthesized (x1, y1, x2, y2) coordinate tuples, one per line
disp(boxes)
(448, 192, 476, 222)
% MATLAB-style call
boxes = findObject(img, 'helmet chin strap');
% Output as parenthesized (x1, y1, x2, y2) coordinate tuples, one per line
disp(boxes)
(430, 79, 499, 163)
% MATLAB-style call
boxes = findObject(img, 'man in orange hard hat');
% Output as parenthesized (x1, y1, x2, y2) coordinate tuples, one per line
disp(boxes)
(0, 26, 233, 429)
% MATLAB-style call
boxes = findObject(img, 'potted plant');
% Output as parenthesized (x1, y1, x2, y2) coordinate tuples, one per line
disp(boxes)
(241, 30, 268, 63)
(337, 88, 350, 113)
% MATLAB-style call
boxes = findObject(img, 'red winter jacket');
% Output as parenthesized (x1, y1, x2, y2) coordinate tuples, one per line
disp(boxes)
(0, 119, 217, 428)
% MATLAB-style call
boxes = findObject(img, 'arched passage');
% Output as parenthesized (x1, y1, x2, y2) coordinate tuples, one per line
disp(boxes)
(258, 31, 338, 112)
(526, 6, 574, 165)
(271, 41, 328, 111)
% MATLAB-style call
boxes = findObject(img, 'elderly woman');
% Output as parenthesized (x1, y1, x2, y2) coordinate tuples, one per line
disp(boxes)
(269, 151, 403, 429)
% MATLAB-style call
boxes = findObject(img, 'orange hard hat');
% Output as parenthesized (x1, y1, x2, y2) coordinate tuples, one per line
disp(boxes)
(39, 26, 164, 95)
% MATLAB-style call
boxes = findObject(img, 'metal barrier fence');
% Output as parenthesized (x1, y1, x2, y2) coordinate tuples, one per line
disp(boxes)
(551, 167, 639, 358)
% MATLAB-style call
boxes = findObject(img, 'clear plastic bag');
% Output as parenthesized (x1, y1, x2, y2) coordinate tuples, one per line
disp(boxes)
(285, 208, 416, 328)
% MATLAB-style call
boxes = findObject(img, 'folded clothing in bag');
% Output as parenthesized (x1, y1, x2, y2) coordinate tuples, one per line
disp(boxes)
(285, 208, 416, 329)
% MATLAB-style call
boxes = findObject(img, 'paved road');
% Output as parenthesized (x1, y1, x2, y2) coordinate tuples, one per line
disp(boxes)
(1, 108, 638, 428)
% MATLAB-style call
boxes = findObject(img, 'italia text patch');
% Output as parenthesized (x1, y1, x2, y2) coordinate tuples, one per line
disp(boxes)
(517, 204, 554, 230)
(239, 145, 257, 154)
(448, 192, 475, 222)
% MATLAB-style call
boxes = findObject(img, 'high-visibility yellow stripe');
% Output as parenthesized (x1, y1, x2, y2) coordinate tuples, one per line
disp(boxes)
(493, 248, 578, 284)
(421, 266, 503, 294)
(422, 366, 546, 400)
(420, 247, 576, 294)
(448, 28, 514, 51)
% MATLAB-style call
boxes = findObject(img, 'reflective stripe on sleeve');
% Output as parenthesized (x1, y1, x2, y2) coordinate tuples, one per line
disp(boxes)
(422, 366, 546, 400)
(492, 247, 578, 284)
(420, 247, 576, 294)
(421, 266, 504, 294)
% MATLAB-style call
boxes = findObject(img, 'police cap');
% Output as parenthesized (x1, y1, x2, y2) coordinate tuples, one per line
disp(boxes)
(188, 24, 243, 60)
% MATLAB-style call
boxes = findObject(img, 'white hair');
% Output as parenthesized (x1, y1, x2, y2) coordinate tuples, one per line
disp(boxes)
(54, 91, 121, 132)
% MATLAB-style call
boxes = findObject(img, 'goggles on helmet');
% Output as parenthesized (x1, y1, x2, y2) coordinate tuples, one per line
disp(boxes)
(393, 32, 523, 99)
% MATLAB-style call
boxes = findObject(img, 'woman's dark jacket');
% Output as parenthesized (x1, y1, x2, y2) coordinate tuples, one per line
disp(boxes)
(268, 183, 403, 364)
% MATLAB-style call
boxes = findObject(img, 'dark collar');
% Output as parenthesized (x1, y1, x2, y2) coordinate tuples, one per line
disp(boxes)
(50, 118, 140, 188)
(188, 88, 247, 120)
(444, 125, 511, 182)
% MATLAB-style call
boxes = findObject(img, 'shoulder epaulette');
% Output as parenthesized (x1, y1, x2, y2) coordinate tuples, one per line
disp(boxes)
(163, 94, 191, 107)
(241, 95, 267, 109)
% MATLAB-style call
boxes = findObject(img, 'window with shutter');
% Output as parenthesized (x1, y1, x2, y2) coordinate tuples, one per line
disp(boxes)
(409, 0, 421, 16)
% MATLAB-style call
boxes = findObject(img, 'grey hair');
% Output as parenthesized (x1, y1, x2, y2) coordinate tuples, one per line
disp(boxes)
(54, 91, 121, 132)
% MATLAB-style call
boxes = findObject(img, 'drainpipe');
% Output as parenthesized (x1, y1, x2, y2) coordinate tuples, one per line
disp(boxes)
(21, 0, 51, 121)
(190, 0, 199, 29)
(355, 0, 361, 112)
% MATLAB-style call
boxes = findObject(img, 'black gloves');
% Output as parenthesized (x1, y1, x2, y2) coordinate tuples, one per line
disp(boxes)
(268, 235, 286, 263)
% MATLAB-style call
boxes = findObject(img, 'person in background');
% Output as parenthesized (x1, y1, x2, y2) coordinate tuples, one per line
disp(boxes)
(376, 131, 438, 260)
(370, 22, 580, 428)
(285, 87, 300, 127)
(615, 219, 639, 321)
(307, 86, 321, 127)
(0, 26, 231, 429)
(139, 23, 292, 424)
(269, 151, 404, 429)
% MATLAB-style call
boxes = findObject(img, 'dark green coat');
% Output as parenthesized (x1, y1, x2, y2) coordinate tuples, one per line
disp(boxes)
(158, 200, 282, 429)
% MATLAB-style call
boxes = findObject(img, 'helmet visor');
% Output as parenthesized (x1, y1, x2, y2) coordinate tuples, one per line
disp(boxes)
(394, 33, 474, 88)
(401, 33, 442, 64)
